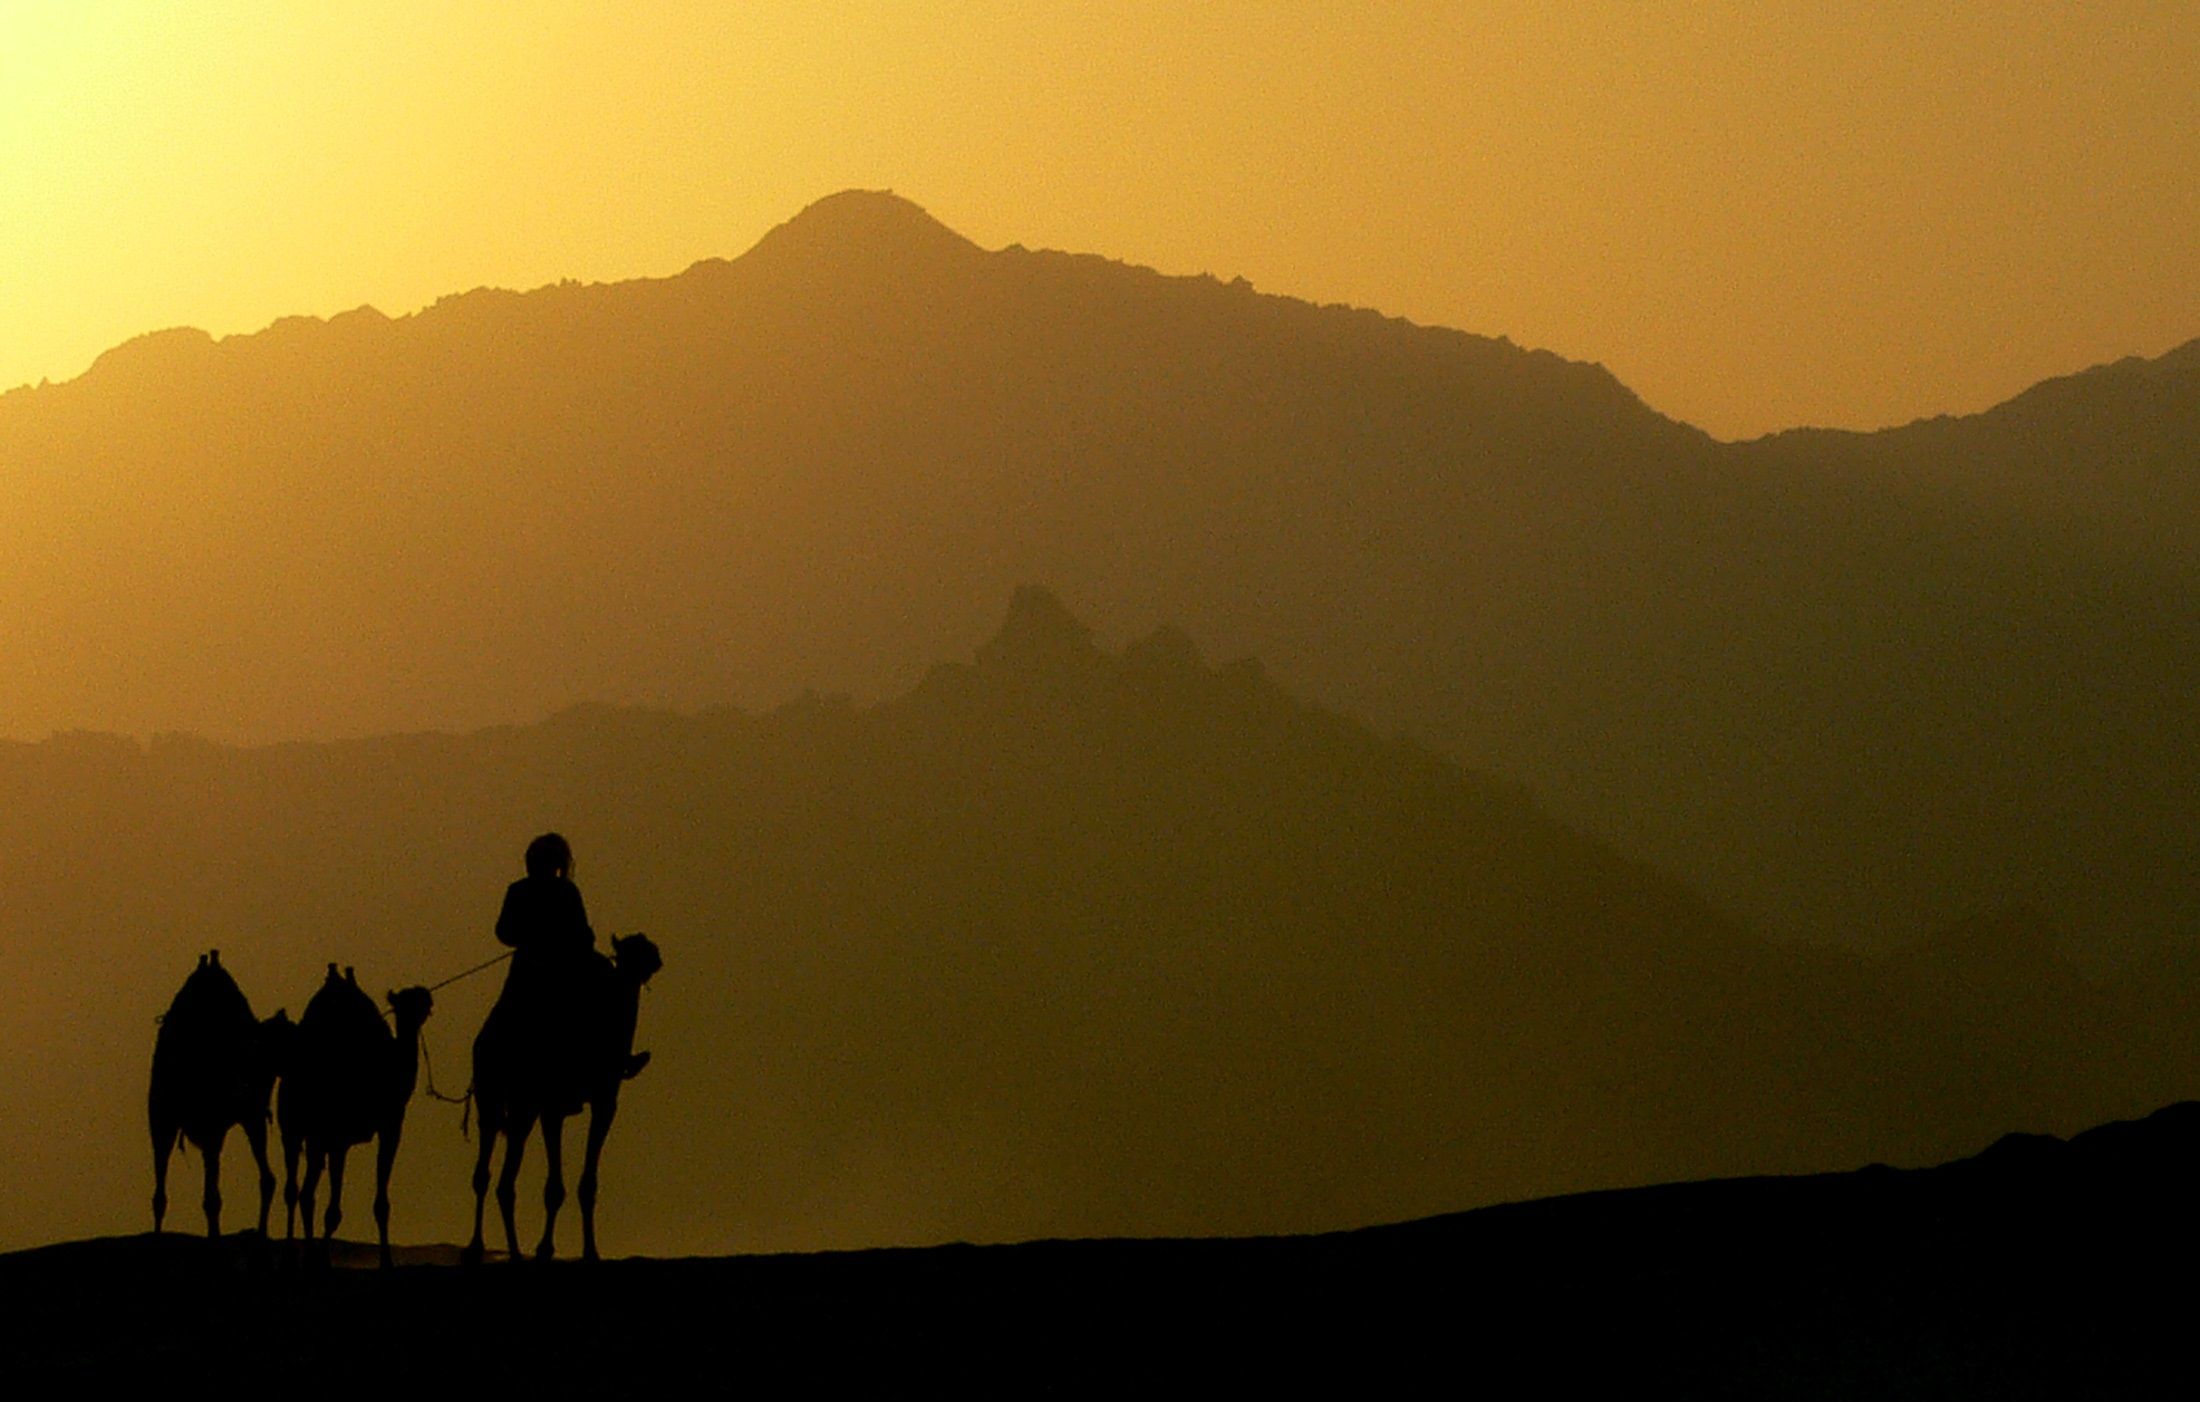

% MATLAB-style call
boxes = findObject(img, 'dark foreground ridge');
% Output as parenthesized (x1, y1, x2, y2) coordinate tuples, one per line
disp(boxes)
(8, 1105, 2198, 1394)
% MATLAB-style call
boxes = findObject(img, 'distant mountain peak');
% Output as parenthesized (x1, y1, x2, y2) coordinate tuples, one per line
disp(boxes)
(748, 189, 982, 266)
(2158, 334, 2200, 373)
(79, 326, 217, 387)
(975, 585, 1099, 671)
(1124, 623, 1204, 673)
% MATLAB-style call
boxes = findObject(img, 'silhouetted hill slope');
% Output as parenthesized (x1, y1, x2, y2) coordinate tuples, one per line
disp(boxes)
(10, 1103, 2198, 1394)
(0, 594, 2191, 1260)
(1754, 335, 2200, 541)
(2, 191, 2195, 963)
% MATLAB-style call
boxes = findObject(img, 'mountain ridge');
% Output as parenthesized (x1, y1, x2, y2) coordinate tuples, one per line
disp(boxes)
(12, 189, 2190, 445)
(1751, 331, 2200, 451)
(1, 190, 2195, 967)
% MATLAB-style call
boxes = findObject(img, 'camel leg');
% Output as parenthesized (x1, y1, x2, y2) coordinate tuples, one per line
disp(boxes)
(535, 1113, 567, 1261)
(282, 1127, 302, 1241)
(496, 1112, 533, 1262)
(464, 1122, 498, 1266)
(243, 1116, 276, 1239)
(200, 1127, 231, 1239)
(323, 1143, 350, 1241)
(151, 1121, 176, 1235)
(374, 1119, 404, 1270)
(578, 1093, 619, 1263)
(300, 1146, 325, 1243)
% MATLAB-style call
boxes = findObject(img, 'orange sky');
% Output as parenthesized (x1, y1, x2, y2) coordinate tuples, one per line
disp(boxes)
(2, 1, 2194, 439)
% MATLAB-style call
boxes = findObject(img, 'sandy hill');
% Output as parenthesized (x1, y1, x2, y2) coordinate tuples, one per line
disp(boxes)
(9, 1100, 2195, 1392)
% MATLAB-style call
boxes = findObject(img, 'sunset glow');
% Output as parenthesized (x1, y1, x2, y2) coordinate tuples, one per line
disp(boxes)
(4, 7, 2200, 1388)
(4, 1, 2195, 438)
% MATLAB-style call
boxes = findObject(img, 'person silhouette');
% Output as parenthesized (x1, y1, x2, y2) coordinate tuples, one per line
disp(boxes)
(487, 832, 647, 1085)
(497, 832, 594, 968)
(489, 833, 595, 1060)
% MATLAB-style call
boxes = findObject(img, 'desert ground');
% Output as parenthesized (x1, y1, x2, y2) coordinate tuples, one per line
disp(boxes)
(9, 1102, 2193, 1395)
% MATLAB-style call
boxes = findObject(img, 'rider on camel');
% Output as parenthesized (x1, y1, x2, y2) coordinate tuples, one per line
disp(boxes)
(491, 833, 646, 1081)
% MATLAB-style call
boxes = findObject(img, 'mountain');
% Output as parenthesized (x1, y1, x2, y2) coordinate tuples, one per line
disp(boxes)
(1, 190, 2196, 961)
(0, 593, 2188, 1258)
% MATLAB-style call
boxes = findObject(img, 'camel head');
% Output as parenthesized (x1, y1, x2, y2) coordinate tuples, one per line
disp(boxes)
(612, 932, 663, 987)
(258, 1008, 296, 1061)
(384, 985, 434, 1032)
(253, 1009, 296, 1097)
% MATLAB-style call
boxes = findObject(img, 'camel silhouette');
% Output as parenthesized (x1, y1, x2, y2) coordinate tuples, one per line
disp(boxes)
(277, 965, 434, 1268)
(148, 950, 294, 1237)
(464, 932, 662, 1264)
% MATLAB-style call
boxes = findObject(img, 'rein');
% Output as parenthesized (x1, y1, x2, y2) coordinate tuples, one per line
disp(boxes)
(379, 948, 517, 1129)
(420, 948, 516, 997)
(416, 1030, 472, 1106)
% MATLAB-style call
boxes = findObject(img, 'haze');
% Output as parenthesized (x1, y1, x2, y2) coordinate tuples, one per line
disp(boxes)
(4, 1, 2196, 439)
(3, 0, 2199, 1274)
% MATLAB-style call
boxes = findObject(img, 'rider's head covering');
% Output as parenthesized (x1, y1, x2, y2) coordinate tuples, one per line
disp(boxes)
(524, 831, 573, 880)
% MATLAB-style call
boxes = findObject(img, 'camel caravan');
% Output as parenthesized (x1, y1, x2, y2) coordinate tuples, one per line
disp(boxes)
(145, 833, 661, 1265)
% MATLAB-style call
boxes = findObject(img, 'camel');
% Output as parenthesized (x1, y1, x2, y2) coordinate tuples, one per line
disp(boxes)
(149, 950, 294, 1237)
(276, 964, 434, 1268)
(464, 932, 661, 1264)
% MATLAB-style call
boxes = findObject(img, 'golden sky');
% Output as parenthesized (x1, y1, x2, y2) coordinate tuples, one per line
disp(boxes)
(2, 1, 2194, 439)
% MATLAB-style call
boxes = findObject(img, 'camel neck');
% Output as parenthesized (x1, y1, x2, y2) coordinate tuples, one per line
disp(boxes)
(611, 973, 644, 1054)
(392, 1020, 425, 1100)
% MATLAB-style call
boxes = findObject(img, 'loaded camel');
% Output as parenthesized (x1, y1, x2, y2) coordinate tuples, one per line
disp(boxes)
(464, 932, 661, 1264)
(277, 964, 434, 1268)
(149, 950, 294, 1237)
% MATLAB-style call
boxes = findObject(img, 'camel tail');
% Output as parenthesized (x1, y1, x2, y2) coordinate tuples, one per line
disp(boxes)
(459, 1084, 475, 1142)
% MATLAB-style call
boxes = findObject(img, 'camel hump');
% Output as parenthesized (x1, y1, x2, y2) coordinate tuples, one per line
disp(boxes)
(162, 954, 255, 1031)
(151, 956, 263, 1096)
(297, 969, 389, 1052)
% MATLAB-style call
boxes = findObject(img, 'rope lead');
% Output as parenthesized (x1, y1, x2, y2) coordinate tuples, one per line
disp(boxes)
(423, 948, 515, 995)
(385, 948, 510, 1134)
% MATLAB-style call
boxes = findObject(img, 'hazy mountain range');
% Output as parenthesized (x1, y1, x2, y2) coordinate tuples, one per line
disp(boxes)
(2, 591, 2194, 1255)
(3, 190, 2192, 964)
